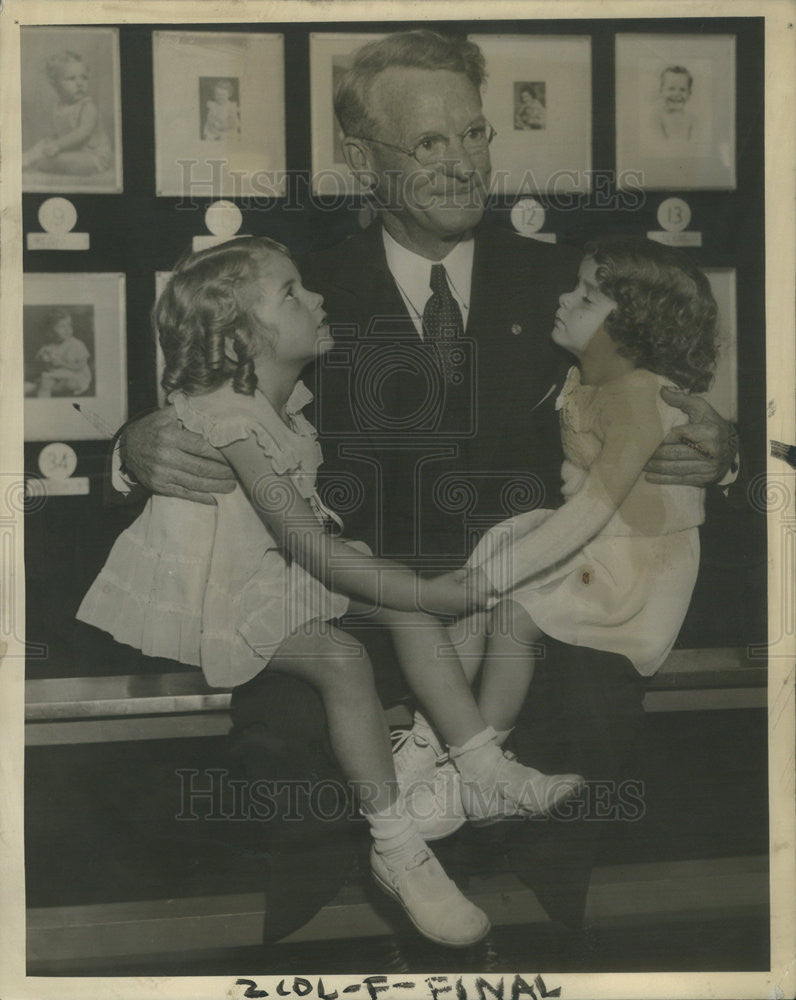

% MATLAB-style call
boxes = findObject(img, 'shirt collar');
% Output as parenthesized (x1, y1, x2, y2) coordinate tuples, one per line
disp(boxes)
(284, 379, 313, 416)
(381, 227, 474, 320)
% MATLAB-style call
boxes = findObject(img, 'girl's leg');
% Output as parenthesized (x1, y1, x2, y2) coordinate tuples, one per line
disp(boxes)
(448, 612, 488, 685)
(449, 599, 583, 821)
(477, 599, 544, 732)
(36, 373, 55, 398)
(267, 620, 490, 946)
(268, 622, 395, 814)
(364, 605, 485, 747)
(47, 150, 102, 175)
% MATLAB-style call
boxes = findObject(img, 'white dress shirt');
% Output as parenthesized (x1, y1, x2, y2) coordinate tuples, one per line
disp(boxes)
(382, 227, 474, 338)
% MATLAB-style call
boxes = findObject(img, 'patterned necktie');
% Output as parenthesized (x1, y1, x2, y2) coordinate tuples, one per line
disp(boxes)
(422, 263, 464, 383)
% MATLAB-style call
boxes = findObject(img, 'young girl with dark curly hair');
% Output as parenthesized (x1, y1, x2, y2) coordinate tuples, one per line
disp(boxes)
(77, 236, 583, 947)
(395, 236, 718, 819)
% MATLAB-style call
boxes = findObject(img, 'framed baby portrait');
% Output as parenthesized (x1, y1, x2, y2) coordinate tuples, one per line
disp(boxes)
(615, 34, 737, 191)
(23, 273, 127, 441)
(703, 269, 738, 423)
(20, 26, 123, 194)
(309, 32, 385, 196)
(152, 31, 286, 198)
(468, 34, 592, 195)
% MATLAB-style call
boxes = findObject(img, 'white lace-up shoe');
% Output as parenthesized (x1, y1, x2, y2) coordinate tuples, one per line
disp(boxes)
(392, 723, 467, 841)
(391, 724, 440, 788)
(403, 759, 467, 841)
(370, 842, 490, 947)
(461, 748, 584, 826)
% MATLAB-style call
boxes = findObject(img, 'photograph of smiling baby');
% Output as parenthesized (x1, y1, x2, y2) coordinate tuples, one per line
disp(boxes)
(650, 65, 698, 143)
(616, 33, 736, 190)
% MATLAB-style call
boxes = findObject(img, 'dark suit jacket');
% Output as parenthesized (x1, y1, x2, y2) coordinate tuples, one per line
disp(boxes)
(299, 221, 581, 564)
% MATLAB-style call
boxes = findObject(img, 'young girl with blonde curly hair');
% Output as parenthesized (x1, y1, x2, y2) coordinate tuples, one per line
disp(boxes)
(77, 236, 582, 947)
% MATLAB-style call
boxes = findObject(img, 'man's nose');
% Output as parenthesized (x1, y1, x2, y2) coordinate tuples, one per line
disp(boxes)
(438, 141, 478, 179)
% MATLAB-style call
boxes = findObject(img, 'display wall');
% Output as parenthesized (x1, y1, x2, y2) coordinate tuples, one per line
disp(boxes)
(21, 16, 767, 680)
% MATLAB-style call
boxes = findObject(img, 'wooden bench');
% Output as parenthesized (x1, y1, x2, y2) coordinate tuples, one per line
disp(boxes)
(24, 647, 767, 746)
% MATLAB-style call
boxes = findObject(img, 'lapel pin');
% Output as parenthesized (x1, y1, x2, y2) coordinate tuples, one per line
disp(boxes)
(511, 323, 522, 336)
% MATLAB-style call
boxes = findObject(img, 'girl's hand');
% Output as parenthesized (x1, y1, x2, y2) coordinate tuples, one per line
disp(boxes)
(465, 565, 498, 606)
(418, 568, 491, 617)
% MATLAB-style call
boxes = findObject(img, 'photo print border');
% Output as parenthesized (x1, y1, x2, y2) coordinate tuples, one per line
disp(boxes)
(615, 33, 737, 191)
(20, 25, 123, 194)
(23, 272, 127, 441)
(468, 33, 592, 195)
(152, 30, 286, 198)
(309, 31, 385, 196)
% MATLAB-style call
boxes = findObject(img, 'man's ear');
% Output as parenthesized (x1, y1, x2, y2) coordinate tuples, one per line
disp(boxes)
(341, 137, 377, 191)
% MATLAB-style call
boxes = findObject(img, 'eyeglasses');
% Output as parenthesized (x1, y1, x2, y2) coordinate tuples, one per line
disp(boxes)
(353, 122, 497, 167)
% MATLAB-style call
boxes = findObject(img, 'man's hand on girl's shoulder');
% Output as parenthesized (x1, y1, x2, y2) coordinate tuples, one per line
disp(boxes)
(121, 406, 236, 504)
(644, 387, 737, 487)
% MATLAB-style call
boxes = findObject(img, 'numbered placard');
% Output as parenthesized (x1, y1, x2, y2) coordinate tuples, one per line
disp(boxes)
(648, 197, 702, 246)
(27, 197, 89, 251)
(510, 198, 556, 242)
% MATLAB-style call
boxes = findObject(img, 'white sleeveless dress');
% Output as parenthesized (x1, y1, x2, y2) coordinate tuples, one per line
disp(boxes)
(468, 367, 705, 676)
(77, 380, 350, 689)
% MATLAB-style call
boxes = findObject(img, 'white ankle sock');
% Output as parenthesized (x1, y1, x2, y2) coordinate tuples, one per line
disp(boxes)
(448, 727, 501, 784)
(494, 728, 513, 746)
(366, 798, 423, 865)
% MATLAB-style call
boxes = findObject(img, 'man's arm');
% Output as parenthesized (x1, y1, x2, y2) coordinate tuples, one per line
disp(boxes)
(645, 388, 738, 487)
(119, 406, 236, 504)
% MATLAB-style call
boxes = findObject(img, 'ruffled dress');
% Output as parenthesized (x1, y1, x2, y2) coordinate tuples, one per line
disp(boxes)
(77, 380, 350, 689)
(468, 367, 705, 676)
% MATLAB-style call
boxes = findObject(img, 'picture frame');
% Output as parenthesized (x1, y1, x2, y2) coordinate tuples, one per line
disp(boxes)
(152, 31, 286, 198)
(20, 26, 123, 194)
(703, 269, 738, 423)
(23, 272, 127, 441)
(309, 32, 385, 195)
(616, 33, 737, 190)
(469, 34, 592, 195)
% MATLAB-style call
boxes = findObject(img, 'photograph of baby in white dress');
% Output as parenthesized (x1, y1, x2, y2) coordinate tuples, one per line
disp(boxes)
(20, 26, 123, 193)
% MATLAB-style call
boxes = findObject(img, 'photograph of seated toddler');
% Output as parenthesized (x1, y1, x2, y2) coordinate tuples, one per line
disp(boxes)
(22, 48, 113, 176)
(24, 307, 93, 399)
(202, 77, 241, 141)
(513, 81, 546, 130)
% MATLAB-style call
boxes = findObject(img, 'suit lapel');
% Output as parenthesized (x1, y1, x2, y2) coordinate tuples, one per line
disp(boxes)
(335, 223, 419, 333)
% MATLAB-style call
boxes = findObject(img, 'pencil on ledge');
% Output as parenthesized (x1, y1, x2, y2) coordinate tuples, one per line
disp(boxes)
(770, 440, 796, 469)
(72, 402, 116, 438)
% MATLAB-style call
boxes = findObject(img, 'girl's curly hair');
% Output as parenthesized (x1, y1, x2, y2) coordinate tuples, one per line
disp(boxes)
(585, 236, 718, 393)
(155, 236, 291, 398)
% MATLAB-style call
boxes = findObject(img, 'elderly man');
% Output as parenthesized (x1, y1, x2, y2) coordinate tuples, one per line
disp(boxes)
(120, 29, 734, 932)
